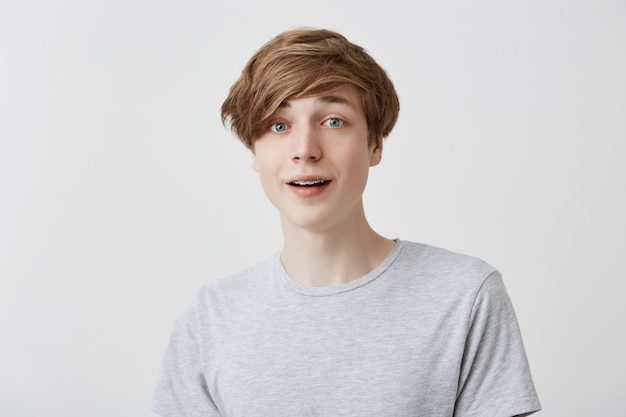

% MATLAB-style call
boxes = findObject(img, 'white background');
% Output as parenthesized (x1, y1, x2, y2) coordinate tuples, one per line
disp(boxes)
(1, 1, 624, 416)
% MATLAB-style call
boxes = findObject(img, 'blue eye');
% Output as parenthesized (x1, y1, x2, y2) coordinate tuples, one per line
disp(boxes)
(325, 118, 344, 127)
(271, 122, 287, 132)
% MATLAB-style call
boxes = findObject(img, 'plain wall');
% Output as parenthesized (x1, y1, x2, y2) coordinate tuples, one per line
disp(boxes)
(1, 0, 624, 416)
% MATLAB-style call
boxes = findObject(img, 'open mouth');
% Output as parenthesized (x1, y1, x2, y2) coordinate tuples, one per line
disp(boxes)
(288, 179, 329, 187)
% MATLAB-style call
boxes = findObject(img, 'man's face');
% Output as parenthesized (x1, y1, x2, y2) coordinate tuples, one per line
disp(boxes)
(252, 84, 381, 233)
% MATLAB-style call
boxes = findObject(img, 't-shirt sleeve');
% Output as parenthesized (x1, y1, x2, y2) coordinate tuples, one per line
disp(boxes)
(455, 272, 542, 417)
(151, 297, 221, 417)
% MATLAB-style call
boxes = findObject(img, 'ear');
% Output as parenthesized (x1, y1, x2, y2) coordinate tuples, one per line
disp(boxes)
(369, 136, 383, 167)
(251, 150, 259, 172)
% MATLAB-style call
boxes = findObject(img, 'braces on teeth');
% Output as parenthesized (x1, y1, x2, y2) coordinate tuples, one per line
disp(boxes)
(291, 180, 327, 186)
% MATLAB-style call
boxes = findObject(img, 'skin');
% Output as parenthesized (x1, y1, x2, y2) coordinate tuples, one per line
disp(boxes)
(252, 84, 396, 287)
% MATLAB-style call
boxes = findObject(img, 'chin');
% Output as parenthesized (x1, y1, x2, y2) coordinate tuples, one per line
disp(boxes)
(282, 211, 336, 232)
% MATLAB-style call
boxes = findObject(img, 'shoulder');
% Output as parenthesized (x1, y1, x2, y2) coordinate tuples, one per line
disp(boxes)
(395, 240, 498, 288)
(383, 240, 505, 313)
(206, 255, 275, 291)
(190, 254, 277, 314)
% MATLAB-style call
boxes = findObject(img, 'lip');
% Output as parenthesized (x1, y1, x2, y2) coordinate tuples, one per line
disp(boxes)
(285, 175, 332, 198)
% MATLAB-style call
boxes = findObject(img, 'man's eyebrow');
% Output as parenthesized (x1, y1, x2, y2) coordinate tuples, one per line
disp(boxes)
(317, 94, 357, 109)
(277, 94, 355, 109)
(316, 94, 355, 107)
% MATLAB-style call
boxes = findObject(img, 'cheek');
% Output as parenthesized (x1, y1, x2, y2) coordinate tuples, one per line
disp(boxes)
(252, 145, 276, 176)
(256, 164, 276, 189)
(253, 159, 281, 200)
(255, 170, 277, 207)
(344, 152, 372, 190)
(350, 147, 375, 171)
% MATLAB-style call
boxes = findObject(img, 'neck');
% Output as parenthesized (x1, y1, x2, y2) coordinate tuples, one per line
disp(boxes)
(279, 207, 395, 287)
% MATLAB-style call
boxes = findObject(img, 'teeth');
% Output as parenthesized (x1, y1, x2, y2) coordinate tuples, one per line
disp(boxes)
(291, 179, 326, 186)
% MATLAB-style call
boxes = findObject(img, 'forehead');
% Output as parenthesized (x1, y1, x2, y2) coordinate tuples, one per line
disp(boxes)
(278, 84, 364, 111)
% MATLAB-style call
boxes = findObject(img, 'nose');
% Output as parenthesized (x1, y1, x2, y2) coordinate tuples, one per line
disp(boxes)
(291, 123, 322, 162)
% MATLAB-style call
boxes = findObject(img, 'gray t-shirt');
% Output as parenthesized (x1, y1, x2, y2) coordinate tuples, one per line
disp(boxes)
(152, 240, 541, 416)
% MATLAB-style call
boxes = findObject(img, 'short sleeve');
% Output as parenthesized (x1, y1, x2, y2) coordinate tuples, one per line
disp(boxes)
(151, 297, 221, 417)
(455, 272, 541, 417)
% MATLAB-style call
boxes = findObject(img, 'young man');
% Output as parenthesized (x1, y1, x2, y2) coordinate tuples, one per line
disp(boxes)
(152, 28, 541, 416)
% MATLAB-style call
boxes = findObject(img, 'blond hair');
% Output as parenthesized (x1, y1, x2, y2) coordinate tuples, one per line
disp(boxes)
(221, 28, 400, 149)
